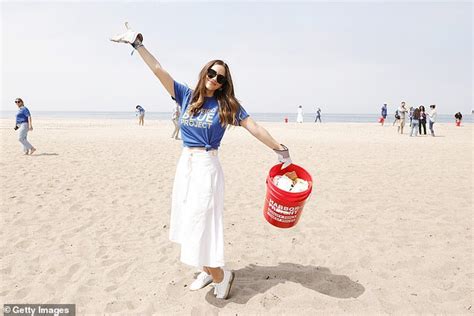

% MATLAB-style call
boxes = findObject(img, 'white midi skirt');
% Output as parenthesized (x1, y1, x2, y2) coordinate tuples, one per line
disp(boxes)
(169, 148, 225, 268)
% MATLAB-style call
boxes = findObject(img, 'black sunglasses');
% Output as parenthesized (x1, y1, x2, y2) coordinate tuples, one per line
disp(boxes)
(15, 100, 21, 103)
(207, 68, 226, 85)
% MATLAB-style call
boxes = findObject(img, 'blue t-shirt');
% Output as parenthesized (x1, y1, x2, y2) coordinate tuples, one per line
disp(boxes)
(174, 81, 249, 150)
(16, 106, 31, 125)
(136, 106, 145, 114)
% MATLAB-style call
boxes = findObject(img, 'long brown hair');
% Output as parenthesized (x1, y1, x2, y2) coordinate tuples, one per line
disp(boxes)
(188, 60, 242, 126)
(413, 108, 421, 120)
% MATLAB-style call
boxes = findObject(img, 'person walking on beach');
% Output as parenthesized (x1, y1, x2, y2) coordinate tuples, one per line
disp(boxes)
(171, 96, 181, 140)
(14, 98, 36, 155)
(419, 105, 427, 135)
(296, 105, 304, 123)
(410, 108, 420, 137)
(111, 23, 292, 300)
(136, 105, 145, 125)
(314, 107, 322, 123)
(426, 104, 437, 136)
(380, 103, 388, 126)
(397, 102, 408, 134)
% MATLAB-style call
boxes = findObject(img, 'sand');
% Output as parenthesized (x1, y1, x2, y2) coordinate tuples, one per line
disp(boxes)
(0, 118, 472, 315)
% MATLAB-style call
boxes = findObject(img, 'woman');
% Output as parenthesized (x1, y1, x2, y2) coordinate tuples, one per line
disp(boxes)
(454, 112, 462, 126)
(135, 105, 145, 126)
(14, 98, 36, 155)
(426, 104, 437, 137)
(111, 23, 292, 299)
(419, 105, 427, 135)
(296, 105, 304, 123)
(410, 108, 420, 137)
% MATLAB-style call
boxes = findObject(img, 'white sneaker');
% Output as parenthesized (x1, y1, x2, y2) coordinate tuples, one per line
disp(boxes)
(214, 270, 235, 299)
(110, 22, 143, 45)
(211, 282, 217, 295)
(189, 271, 212, 291)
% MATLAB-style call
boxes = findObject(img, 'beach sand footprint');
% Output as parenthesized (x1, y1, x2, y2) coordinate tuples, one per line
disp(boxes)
(105, 262, 134, 280)
(13, 286, 31, 299)
(165, 274, 191, 298)
(205, 262, 365, 307)
(59, 263, 82, 283)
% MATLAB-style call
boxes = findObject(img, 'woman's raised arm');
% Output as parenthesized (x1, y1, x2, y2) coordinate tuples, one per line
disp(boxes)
(136, 46, 174, 97)
(110, 22, 175, 98)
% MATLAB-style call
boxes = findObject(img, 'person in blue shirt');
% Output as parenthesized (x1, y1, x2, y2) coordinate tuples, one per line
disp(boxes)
(14, 98, 36, 155)
(135, 105, 145, 126)
(111, 23, 292, 300)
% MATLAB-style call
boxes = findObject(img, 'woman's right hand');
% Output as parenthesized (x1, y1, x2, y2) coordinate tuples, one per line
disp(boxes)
(110, 22, 143, 48)
(111, 22, 175, 97)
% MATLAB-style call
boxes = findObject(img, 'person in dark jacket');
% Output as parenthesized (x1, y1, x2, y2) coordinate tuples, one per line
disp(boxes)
(419, 105, 427, 135)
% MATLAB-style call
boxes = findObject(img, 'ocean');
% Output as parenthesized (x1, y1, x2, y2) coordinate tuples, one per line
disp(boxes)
(0, 111, 469, 123)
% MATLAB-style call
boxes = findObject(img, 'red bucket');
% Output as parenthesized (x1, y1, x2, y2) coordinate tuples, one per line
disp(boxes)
(263, 163, 313, 228)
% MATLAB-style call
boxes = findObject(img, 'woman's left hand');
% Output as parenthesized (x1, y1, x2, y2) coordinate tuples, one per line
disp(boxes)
(274, 144, 292, 169)
(240, 117, 292, 168)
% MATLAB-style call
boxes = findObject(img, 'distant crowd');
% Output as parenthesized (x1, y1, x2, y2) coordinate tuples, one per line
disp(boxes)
(380, 102, 464, 137)
(381, 102, 438, 136)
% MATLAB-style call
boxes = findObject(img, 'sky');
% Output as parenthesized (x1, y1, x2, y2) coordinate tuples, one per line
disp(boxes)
(1, 1, 472, 114)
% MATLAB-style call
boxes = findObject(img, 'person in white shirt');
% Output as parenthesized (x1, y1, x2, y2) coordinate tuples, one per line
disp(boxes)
(296, 105, 304, 123)
(426, 104, 437, 137)
(397, 102, 408, 134)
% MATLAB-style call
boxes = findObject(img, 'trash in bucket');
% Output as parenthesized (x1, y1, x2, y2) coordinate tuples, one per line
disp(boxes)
(263, 163, 313, 228)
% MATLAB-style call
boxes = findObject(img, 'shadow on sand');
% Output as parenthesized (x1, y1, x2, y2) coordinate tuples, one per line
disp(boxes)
(205, 262, 365, 307)
(31, 153, 59, 156)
